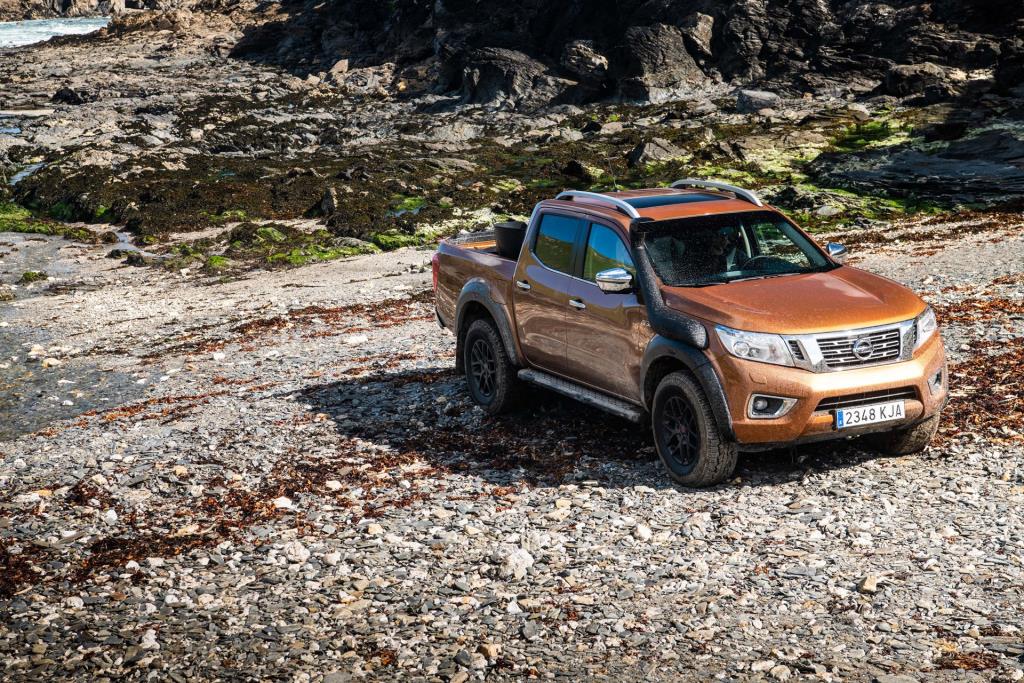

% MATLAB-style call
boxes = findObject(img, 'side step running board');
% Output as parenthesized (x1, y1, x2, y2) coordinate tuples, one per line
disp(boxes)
(517, 369, 645, 423)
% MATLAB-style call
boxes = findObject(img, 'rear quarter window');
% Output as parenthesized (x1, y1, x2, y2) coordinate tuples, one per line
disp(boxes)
(533, 214, 579, 274)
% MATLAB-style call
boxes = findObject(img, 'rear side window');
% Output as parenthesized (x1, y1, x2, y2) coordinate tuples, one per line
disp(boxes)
(584, 223, 635, 281)
(533, 214, 579, 274)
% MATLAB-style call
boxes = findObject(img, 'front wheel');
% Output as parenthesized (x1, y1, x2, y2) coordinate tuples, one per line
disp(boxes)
(463, 318, 519, 415)
(651, 372, 737, 487)
(864, 411, 941, 455)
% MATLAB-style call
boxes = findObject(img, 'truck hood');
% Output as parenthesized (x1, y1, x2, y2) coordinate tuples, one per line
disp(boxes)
(661, 266, 926, 335)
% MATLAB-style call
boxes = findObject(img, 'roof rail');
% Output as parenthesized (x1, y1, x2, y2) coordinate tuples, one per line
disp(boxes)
(670, 178, 763, 207)
(555, 190, 641, 220)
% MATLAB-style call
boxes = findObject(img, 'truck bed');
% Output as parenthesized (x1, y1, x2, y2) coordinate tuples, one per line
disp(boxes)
(434, 230, 518, 329)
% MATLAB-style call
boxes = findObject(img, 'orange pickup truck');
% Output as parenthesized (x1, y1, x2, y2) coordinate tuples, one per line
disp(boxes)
(432, 180, 947, 486)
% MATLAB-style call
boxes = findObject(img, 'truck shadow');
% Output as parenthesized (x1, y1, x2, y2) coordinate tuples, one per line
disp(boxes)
(300, 366, 889, 491)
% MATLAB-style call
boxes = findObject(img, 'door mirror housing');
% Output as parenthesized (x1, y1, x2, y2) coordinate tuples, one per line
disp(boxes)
(595, 267, 633, 293)
(826, 242, 848, 264)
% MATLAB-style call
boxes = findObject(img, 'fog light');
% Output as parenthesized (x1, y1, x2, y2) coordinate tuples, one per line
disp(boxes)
(928, 368, 944, 395)
(748, 394, 797, 419)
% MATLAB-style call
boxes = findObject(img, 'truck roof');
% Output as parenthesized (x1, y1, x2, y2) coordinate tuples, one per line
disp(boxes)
(541, 183, 770, 227)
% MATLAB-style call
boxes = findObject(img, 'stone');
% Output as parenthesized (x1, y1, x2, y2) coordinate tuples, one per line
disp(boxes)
(497, 547, 534, 580)
(478, 643, 501, 659)
(619, 23, 706, 101)
(883, 62, 958, 102)
(560, 40, 608, 83)
(626, 138, 684, 167)
(461, 48, 575, 110)
(847, 104, 871, 122)
(858, 574, 880, 594)
(283, 541, 311, 564)
(736, 89, 781, 114)
(682, 13, 715, 58)
(366, 523, 384, 535)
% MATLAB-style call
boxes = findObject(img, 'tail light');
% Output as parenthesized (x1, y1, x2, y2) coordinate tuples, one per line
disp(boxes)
(431, 252, 440, 293)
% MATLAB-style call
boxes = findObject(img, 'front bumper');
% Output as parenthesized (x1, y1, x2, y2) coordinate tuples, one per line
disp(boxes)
(709, 332, 948, 447)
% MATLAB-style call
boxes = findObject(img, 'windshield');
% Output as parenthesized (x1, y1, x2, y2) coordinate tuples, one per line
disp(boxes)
(641, 211, 834, 286)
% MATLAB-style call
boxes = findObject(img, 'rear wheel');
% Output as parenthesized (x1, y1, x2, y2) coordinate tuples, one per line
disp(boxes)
(652, 372, 737, 487)
(463, 318, 519, 414)
(864, 411, 941, 455)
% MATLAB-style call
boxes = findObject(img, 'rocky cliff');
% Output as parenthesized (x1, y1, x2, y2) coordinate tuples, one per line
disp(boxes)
(227, 0, 1024, 108)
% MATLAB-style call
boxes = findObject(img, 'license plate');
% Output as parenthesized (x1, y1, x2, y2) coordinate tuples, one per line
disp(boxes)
(835, 400, 905, 429)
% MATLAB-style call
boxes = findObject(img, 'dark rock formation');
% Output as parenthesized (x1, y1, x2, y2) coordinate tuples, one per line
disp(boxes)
(223, 0, 1024, 109)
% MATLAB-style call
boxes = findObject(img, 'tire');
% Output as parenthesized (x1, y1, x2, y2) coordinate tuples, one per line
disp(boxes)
(651, 372, 737, 487)
(463, 318, 520, 415)
(864, 411, 941, 455)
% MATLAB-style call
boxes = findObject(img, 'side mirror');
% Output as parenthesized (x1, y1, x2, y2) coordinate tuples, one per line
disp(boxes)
(595, 267, 633, 293)
(826, 242, 848, 264)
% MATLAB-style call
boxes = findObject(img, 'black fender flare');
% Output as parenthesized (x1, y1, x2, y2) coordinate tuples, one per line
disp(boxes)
(454, 279, 522, 372)
(641, 335, 736, 441)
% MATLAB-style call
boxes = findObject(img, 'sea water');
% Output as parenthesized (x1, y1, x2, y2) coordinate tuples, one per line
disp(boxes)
(0, 17, 109, 48)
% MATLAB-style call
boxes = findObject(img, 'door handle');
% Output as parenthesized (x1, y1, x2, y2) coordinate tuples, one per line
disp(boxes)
(569, 298, 586, 310)
(515, 280, 531, 291)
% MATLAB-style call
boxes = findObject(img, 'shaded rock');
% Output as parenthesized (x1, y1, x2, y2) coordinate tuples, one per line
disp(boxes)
(560, 40, 608, 84)
(52, 86, 89, 105)
(617, 24, 706, 101)
(681, 13, 715, 59)
(562, 159, 601, 182)
(461, 48, 576, 110)
(882, 62, 954, 101)
(626, 137, 684, 167)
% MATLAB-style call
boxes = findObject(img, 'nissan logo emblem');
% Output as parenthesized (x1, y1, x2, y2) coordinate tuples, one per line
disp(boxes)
(852, 338, 874, 360)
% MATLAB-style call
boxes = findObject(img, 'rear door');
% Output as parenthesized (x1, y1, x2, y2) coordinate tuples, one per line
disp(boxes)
(512, 212, 583, 373)
(564, 222, 646, 399)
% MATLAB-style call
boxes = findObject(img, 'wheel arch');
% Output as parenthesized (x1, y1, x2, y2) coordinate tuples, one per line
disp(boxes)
(642, 335, 735, 441)
(455, 280, 521, 374)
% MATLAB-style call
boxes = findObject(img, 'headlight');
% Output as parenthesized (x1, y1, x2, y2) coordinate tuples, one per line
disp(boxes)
(715, 325, 794, 367)
(914, 306, 938, 350)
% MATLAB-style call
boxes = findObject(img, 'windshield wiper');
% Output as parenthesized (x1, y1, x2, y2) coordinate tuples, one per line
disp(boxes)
(674, 278, 731, 287)
(726, 272, 801, 283)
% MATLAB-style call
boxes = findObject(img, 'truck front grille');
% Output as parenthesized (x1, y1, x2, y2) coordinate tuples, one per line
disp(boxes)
(817, 387, 918, 411)
(816, 327, 902, 369)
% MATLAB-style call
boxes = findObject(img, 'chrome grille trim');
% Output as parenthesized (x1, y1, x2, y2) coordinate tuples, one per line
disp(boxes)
(783, 319, 916, 373)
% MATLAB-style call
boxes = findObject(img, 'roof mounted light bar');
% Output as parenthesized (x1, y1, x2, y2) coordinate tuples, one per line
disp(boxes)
(670, 178, 763, 207)
(555, 190, 642, 220)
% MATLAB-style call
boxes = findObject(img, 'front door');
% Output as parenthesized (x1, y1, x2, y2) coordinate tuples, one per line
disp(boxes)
(512, 212, 582, 373)
(564, 222, 646, 399)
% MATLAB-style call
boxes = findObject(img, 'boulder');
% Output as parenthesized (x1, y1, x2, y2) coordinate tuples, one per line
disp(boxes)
(561, 159, 601, 182)
(736, 89, 781, 114)
(52, 87, 89, 105)
(681, 13, 715, 59)
(560, 40, 608, 84)
(882, 62, 954, 100)
(626, 138, 684, 167)
(461, 48, 576, 110)
(617, 24, 706, 101)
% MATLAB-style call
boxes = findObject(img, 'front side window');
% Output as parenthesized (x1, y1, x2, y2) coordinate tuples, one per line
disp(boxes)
(643, 211, 832, 287)
(583, 223, 635, 281)
(533, 213, 579, 274)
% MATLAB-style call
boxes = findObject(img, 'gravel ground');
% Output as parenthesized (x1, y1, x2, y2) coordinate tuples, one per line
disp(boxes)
(1, 216, 1023, 682)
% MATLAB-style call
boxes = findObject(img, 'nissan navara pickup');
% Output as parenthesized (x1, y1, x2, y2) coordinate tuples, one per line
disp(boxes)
(432, 180, 947, 487)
